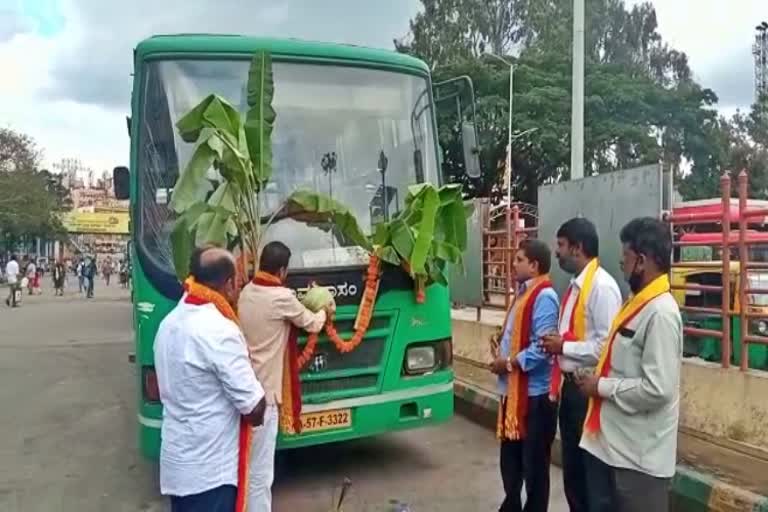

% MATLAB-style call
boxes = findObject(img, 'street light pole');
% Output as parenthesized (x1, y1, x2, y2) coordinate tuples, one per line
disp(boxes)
(570, 0, 585, 180)
(485, 53, 514, 205)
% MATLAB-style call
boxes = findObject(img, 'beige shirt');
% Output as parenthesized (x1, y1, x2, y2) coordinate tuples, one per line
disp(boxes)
(238, 282, 326, 405)
(580, 292, 683, 478)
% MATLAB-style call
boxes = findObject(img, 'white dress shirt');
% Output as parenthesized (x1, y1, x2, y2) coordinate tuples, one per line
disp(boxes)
(4, 260, 18, 284)
(154, 298, 265, 497)
(558, 264, 622, 372)
(581, 292, 683, 478)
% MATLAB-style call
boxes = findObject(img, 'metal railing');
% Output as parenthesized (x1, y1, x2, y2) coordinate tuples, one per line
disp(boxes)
(666, 171, 768, 370)
(482, 204, 538, 309)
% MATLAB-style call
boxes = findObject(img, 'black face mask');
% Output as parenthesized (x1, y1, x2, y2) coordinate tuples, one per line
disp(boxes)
(627, 260, 644, 294)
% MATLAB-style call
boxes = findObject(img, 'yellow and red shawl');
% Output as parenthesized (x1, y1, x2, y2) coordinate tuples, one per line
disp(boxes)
(549, 258, 599, 401)
(183, 276, 252, 512)
(497, 275, 553, 441)
(250, 271, 304, 436)
(583, 273, 670, 434)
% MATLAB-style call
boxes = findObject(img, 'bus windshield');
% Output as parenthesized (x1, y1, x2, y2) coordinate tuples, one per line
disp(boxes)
(137, 59, 438, 273)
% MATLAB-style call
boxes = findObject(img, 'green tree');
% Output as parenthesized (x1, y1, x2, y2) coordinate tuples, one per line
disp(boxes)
(0, 128, 69, 250)
(399, 0, 721, 204)
(679, 96, 768, 200)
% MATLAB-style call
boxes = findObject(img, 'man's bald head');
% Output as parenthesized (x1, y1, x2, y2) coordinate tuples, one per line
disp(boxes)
(189, 246, 236, 291)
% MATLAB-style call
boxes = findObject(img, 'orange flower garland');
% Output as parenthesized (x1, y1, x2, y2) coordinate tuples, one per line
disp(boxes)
(296, 255, 381, 368)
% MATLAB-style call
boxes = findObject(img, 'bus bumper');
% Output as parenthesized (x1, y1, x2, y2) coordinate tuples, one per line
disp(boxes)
(137, 381, 454, 459)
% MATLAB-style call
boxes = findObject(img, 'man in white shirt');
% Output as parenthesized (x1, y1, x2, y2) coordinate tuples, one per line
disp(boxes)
(576, 217, 682, 512)
(5, 254, 20, 307)
(155, 246, 267, 512)
(239, 241, 329, 512)
(542, 218, 622, 512)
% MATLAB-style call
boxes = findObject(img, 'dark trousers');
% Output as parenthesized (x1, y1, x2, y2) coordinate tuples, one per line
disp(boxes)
(499, 394, 558, 512)
(559, 377, 590, 512)
(86, 276, 94, 298)
(585, 452, 670, 512)
(170, 484, 237, 512)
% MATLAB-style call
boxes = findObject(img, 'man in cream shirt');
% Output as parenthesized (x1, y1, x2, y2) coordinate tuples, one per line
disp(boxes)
(239, 241, 329, 511)
(577, 217, 682, 512)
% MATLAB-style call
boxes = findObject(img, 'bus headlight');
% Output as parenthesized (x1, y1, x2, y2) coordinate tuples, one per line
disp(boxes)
(405, 346, 437, 374)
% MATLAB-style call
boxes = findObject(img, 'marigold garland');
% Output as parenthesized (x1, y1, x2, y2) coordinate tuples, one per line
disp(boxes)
(296, 255, 381, 368)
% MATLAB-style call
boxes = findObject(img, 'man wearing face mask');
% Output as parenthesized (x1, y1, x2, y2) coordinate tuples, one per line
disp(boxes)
(541, 218, 621, 512)
(576, 217, 682, 512)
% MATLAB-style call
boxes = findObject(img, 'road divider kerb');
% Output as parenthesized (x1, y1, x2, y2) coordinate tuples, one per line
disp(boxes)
(453, 378, 768, 512)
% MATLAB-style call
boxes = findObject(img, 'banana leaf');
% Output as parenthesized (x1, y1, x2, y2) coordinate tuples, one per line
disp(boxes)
(408, 185, 440, 276)
(170, 215, 195, 281)
(176, 94, 240, 147)
(283, 189, 372, 251)
(208, 182, 237, 212)
(170, 140, 217, 213)
(389, 219, 416, 262)
(245, 51, 276, 186)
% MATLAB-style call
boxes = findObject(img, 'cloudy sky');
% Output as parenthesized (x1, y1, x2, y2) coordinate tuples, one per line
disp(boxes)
(0, 0, 765, 173)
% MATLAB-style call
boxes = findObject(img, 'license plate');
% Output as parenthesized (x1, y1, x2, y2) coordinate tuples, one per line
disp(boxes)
(300, 408, 352, 433)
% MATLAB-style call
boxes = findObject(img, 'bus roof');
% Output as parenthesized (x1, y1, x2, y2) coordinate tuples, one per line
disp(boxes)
(134, 34, 430, 74)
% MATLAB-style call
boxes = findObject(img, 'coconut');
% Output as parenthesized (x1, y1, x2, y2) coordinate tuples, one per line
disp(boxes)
(301, 284, 335, 312)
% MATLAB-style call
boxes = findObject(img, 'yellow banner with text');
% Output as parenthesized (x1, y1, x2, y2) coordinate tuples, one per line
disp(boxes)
(60, 212, 130, 234)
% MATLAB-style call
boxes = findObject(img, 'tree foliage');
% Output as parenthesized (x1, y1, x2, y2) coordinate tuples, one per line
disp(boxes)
(678, 96, 768, 200)
(398, 0, 735, 204)
(0, 128, 70, 248)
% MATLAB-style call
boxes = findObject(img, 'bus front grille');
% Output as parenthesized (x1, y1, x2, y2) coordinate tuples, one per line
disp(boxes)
(301, 375, 378, 395)
(299, 312, 394, 399)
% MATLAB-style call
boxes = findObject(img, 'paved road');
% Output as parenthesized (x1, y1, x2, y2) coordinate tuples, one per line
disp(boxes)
(0, 279, 567, 512)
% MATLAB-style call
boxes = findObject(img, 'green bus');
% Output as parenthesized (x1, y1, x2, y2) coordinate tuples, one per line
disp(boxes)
(114, 34, 478, 458)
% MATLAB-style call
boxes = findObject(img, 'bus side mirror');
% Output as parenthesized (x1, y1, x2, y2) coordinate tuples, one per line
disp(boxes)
(462, 122, 482, 179)
(126, 116, 132, 138)
(114, 166, 130, 200)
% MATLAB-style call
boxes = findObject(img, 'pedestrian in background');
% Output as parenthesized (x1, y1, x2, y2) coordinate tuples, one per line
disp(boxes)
(53, 259, 66, 296)
(103, 257, 113, 286)
(490, 239, 559, 512)
(578, 217, 682, 512)
(541, 218, 622, 512)
(5, 254, 20, 307)
(76, 259, 85, 293)
(155, 246, 267, 512)
(84, 256, 97, 299)
(26, 258, 37, 295)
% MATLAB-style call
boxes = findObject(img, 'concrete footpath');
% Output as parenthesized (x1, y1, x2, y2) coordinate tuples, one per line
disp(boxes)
(453, 357, 768, 512)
